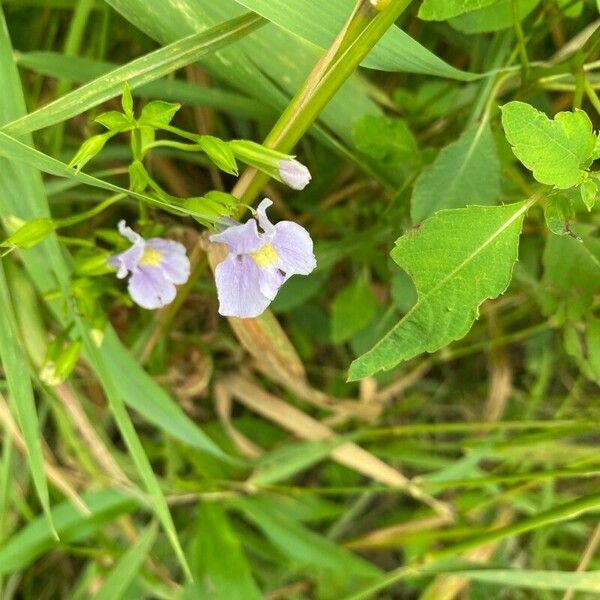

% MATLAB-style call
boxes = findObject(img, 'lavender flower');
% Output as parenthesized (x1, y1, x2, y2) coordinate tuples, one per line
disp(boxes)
(278, 159, 312, 190)
(108, 220, 190, 309)
(210, 199, 316, 318)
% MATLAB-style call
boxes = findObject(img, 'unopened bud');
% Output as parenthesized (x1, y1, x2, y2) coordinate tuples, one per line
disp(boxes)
(278, 159, 312, 190)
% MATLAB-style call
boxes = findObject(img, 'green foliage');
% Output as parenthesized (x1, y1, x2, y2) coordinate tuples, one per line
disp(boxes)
(501, 101, 597, 189)
(419, 0, 498, 21)
(349, 202, 528, 380)
(411, 122, 501, 222)
(330, 278, 378, 344)
(1, 1, 600, 598)
(352, 115, 418, 163)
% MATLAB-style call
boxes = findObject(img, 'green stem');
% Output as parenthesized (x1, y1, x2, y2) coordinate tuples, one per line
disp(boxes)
(231, 0, 414, 213)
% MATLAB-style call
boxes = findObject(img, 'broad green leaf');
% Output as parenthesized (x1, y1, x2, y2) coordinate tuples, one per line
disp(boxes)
(419, 0, 499, 21)
(501, 101, 596, 189)
(349, 202, 529, 380)
(450, 0, 540, 34)
(232, 496, 380, 577)
(187, 504, 262, 600)
(16, 51, 271, 119)
(2, 13, 265, 135)
(331, 279, 378, 344)
(0, 265, 55, 535)
(0, 490, 137, 576)
(95, 523, 158, 600)
(352, 115, 418, 163)
(450, 569, 600, 593)
(230, 0, 478, 79)
(411, 122, 500, 222)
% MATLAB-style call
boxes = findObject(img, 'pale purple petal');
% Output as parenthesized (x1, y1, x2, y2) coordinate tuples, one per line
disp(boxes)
(278, 159, 311, 190)
(255, 198, 275, 237)
(257, 266, 286, 301)
(209, 219, 264, 254)
(117, 219, 143, 244)
(107, 244, 144, 279)
(214, 254, 271, 318)
(146, 238, 190, 285)
(128, 267, 176, 310)
(272, 221, 316, 276)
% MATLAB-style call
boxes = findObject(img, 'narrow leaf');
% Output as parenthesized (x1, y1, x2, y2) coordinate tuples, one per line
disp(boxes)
(95, 523, 158, 600)
(3, 13, 265, 135)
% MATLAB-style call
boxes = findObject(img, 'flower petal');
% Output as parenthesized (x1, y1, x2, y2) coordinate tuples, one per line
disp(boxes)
(128, 267, 176, 310)
(117, 219, 144, 245)
(146, 238, 191, 285)
(278, 159, 311, 190)
(255, 198, 275, 237)
(209, 218, 264, 254)
(107, 244, 144, 279)
(272, 221, 316, 276)
(257, 266, 286, 301)
(214, 254, 271, 318)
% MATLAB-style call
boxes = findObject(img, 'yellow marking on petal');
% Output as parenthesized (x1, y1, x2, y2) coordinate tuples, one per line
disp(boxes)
(139, 247, 163, 267)
(250, 243, 279, 267)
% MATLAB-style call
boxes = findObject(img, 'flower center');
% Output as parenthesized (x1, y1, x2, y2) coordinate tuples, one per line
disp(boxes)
(250, 243, 279, 267)
(139, 247, 163, 267)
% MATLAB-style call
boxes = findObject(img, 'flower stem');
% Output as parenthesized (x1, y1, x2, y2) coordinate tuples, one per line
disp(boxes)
(231, 0, 414, 215)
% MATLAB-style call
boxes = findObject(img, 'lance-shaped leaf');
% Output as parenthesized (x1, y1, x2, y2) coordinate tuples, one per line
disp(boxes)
(501, 101, 596, 189)
(349, 202, 530, 380)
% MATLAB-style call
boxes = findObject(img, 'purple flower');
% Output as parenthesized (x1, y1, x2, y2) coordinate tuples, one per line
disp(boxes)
(278, 159, 312, 190)
(108, 220, 190, 309)
(210, 199, 316, 318)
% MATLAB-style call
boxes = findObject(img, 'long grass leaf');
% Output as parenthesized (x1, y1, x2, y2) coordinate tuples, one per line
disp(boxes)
(3, 13, 265, 135)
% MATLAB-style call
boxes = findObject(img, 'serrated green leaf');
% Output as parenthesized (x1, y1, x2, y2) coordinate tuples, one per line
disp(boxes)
(352, 115, 418, 163)
(349, 202, 530, 380)
(419, 0, 498, 21)
(501, 101, 596, 188)
(411, 121, 500, 222)
(331, 279, 378, 344)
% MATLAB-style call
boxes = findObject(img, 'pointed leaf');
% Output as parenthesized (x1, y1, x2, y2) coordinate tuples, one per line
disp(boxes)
(349, 202, 530, 380)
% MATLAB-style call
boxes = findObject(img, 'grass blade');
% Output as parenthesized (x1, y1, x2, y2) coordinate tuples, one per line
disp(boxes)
(95, 522, 159, 600)
(3, 12, 265, 135)
(0, 264, 56, 537)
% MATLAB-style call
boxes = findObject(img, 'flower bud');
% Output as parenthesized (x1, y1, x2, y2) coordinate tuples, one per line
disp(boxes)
(278, 159, 312, 190)
(1, 217, 56, 251)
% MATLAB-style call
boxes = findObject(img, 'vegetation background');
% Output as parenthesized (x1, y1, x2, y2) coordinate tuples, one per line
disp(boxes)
(0, 0, 599, 598)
